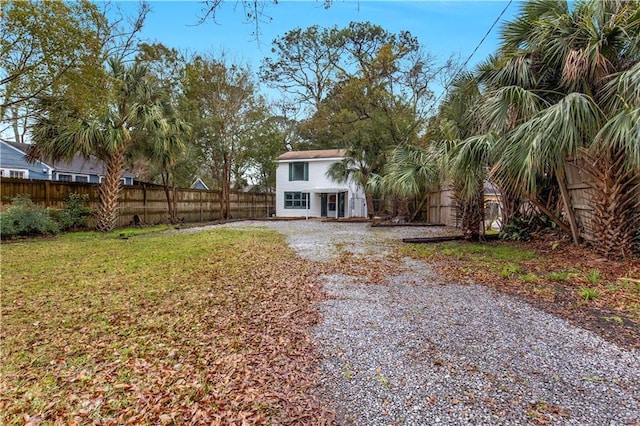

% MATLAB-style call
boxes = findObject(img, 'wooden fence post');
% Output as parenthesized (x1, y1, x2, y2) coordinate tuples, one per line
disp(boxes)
(143, 185, 148, 224)
(45, 180, 51, 206)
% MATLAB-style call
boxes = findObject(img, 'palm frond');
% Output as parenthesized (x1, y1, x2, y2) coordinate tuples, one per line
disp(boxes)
(600, 61, 640, 112)
(381, 144, 441, 198)
(480, 85, 546, 132)
(450, 133, 498, 201)
(594, 106, 640, 173)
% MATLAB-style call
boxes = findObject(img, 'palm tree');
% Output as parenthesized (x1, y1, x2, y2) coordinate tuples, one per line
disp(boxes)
(32, 58, 171, 231)
(326, 148, 383, 218)
(378, 73, 493, 238)
(485, 0, 640, 257)
(379, 143, 442, 221)
(428, 74, 492, 240)
(137, 92, 189, 224)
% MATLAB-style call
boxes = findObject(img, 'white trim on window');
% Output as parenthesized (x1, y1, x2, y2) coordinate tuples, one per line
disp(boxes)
(0, 168, 29, 179)
(57, 173, 90, 182)
(98, 176, 128, 185)
(284, 191, 309, 209)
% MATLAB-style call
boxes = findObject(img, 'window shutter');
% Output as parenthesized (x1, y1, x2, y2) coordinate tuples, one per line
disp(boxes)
(289, 163, 293, 181)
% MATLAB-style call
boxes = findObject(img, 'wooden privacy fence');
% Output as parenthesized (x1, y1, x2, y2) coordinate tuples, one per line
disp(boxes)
(423, 186, 459, 227)
(421, 166, 640, 241)
(0, 179, 275, 228)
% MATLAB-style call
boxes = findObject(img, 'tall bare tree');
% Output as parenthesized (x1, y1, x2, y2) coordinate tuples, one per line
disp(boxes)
(182, 55, 263, 219)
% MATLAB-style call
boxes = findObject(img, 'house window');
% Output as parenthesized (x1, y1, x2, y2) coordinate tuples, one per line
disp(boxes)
(75, 175, 89, 183)
(284, 192, 309, 209)
(58, 174, 73, 182)
(1, 169, 29, 179)
(288, 162, 308, 181)
(328, 194, 337, 211)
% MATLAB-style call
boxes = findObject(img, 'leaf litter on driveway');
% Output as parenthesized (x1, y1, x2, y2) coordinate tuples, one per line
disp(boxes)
(226, 220, 640, 426)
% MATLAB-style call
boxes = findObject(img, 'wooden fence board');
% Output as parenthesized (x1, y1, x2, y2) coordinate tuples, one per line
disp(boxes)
(0, 179, 275, 228)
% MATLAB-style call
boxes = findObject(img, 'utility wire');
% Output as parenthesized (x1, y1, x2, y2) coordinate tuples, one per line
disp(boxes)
(429, 0, 513, 114)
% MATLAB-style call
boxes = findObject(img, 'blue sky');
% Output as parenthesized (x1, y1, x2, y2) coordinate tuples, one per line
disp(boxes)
(116, 0, 520, 98)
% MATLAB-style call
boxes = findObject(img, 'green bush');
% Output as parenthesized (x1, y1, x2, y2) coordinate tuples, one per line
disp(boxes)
(0, 195, 59, 239)
(499, 216, 532, 241)
(56, 193, 92, 231)
(0, 212, 17, 237)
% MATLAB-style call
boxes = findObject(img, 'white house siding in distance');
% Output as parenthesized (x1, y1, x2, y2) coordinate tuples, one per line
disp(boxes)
(275, 149, 368, 219)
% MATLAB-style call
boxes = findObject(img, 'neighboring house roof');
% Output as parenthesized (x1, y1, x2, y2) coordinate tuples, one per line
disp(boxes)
(276, 149, 347, 161)
(190, 177, 209, 190)
(1, 140, 53, 170)
(484, 180, 501, 196)
(2, 141, 134, 178)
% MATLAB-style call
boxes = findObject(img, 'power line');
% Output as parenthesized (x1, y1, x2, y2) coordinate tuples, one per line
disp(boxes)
(429, 0, 513, 114)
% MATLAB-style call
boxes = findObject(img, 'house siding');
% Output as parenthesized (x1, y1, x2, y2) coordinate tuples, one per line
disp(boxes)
(275, 156, 368, 218)
(0, 142, 51, 180)
(0, 141, 134, 184)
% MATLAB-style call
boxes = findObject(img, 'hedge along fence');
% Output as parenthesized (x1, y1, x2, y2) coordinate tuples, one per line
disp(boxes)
(0, 179, 276, 228)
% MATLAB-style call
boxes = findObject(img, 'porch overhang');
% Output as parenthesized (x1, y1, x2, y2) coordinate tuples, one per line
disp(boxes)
(311, 187, 348, 193)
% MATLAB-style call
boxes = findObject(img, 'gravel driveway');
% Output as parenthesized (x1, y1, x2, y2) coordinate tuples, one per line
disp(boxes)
(222, 220, 640, 425)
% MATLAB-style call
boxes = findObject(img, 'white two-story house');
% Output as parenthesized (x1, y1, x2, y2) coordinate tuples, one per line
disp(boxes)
(275, 149, 368, 219)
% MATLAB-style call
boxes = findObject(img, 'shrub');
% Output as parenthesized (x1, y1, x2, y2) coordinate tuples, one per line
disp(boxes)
(56, 193, 92, 231)
(499, 216, 532, 241)
(0, 212, 17, 237)
(0, 195, 59, 239)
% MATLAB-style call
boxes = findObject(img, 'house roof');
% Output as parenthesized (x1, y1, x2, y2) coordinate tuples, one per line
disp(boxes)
(2, 141, 134, 178)
(277, 149, 347, 161)
(484, 181, 501, 196)
(190, 177, 209, 190)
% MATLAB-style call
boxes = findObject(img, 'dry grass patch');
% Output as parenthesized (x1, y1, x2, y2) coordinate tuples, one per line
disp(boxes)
(1, 227, 333, 424)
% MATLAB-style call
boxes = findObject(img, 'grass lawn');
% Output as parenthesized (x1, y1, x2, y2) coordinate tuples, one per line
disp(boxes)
(403, 239, 640, 349)
(1, 227, 333, 424)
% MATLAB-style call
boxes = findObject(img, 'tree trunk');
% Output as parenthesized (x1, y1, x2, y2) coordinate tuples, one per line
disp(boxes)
(172, 186, 178, 223)
(11, 106, 21, 143)
(556, 167, 580, 245)
(365, 191, 375, 219)
(96, 147, 125, 232)
(410, 191, 430, 222)
(460, 185, 484, 241)
(580, 150, 640, 260)
(161, 171, 177, 224)
(528, 197, 572, 236)
(220, 155, 231, 220)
